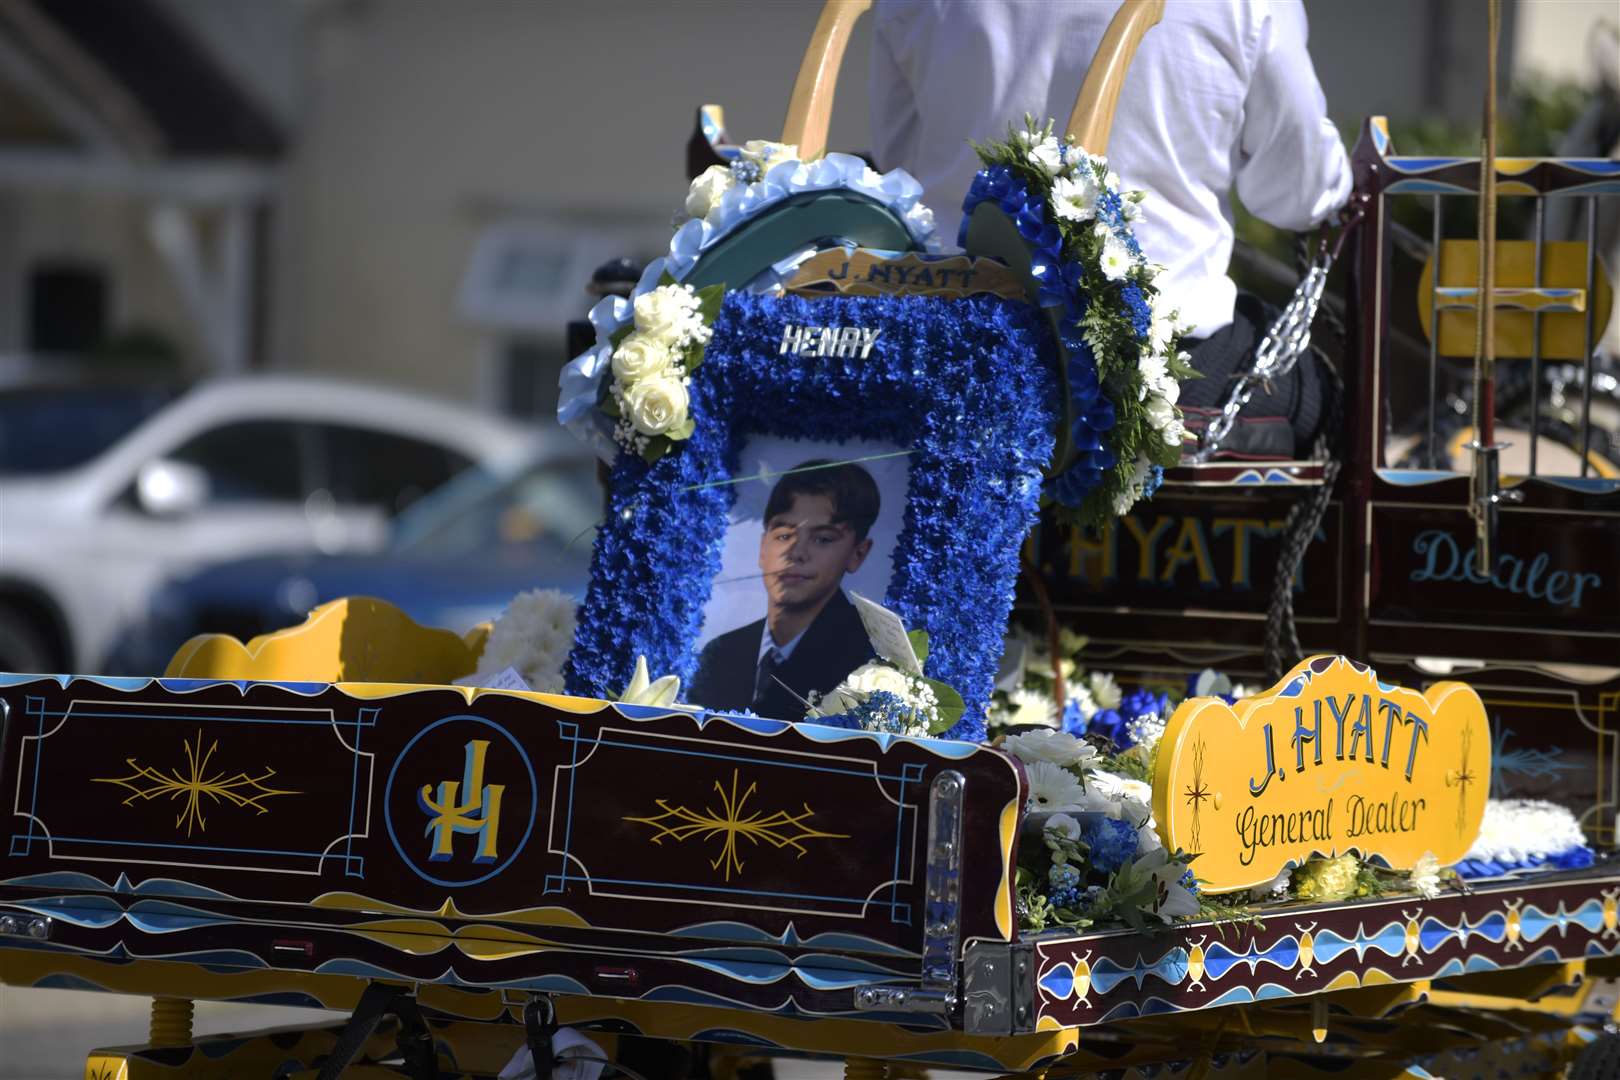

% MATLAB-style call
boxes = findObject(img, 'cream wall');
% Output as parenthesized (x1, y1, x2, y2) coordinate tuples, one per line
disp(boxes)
(277, 1, 875, 403)
(0, 187, 206, 369)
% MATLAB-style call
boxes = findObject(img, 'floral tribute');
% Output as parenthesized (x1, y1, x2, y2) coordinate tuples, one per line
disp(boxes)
(599, 280, 722, 462)
(808, 630, 965, 738)
(1001, 725, 1201, 931)
(964, 119, 1197, 527)
(987, 639, 1571, 929)
(559, 140, 940, 464)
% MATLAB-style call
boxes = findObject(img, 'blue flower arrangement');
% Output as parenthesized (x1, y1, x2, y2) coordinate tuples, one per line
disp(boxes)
(566, 290, 1058, 742)
(962, 119, 1194, 528)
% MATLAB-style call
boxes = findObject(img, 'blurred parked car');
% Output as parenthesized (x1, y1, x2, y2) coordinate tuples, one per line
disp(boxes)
(106, 447, 600, 676)
(0, 378, 187, 476)
(0, 375, 537, 673)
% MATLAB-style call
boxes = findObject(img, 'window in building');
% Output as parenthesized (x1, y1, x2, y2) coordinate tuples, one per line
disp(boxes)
(28, 262, 109, 354)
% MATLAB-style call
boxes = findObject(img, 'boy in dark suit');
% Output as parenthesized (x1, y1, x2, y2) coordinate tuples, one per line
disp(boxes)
(688, 459, 881, 720)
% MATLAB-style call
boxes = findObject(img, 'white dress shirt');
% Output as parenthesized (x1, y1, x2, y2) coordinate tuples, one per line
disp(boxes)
(869, 0, 1352, 336)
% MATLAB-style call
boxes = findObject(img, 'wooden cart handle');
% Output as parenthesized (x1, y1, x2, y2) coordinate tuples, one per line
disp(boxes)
(781, 0, 871, 161)
(1066, 0, 1165, 154)
(783, 0, 1161, 162)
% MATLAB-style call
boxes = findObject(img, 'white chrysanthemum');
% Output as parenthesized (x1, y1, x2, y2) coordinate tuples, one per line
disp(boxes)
(1051, 174, 1100, 222)
(1006, 687, 1058, 728)
(1466, 798, 1588, 866)
(1004, 728, 1097, 769)
(1137, 351, 1169, 401)
(1122, 195, 1145, 223)
(1150, 312, 1177, 353)
(1071, 684, 1098, 723)
(1099, 235, 1132, 281)
(1024, 761, 1087, 813)
(1087, 671, 1121, 711)
(469, 588, 578, 693)
(1410, 851, 1442, 899)
(1145, 393, 1178, 438)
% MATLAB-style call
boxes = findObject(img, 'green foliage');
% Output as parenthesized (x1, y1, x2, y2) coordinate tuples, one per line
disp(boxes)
(907, 628, 931, 667)
(972, 118, 1196, 531)
(925, 677, 963, 735)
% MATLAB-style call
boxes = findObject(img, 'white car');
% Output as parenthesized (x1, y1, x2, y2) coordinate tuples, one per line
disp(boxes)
(0, 375, 538, 673)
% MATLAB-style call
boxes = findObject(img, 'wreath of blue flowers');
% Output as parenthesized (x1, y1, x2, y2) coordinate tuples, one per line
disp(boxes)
(565, 290, 1058, 742)
(960, 123, 1194, 529)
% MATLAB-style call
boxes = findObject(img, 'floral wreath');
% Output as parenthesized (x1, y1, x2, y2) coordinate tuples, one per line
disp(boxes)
(964, 119, 1197, 527)
(559, 140, 941, 463)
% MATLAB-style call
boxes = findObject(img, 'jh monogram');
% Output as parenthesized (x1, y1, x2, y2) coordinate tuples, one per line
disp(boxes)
(417, 739, 505, 863)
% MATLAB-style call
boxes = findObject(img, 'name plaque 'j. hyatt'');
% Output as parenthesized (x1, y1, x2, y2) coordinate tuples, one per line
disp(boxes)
(1152, 656, 1491, 894)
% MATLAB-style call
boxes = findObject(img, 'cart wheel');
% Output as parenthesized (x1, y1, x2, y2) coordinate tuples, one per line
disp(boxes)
(1569, 1032, 1620, 1080)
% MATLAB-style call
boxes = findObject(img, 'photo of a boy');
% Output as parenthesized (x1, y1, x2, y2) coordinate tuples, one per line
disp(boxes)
(688, 459, 881, 720)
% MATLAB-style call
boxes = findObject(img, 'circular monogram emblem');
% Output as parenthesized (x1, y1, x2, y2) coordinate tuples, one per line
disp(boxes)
(383, 713, 537, 888)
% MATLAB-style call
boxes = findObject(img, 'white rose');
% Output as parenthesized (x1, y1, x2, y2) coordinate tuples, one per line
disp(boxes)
(904, 201, 935, 234)
(1157, 373, 1180, 406)
(741, 139, 798, 167)
(633, 286, 696, 346)
(685, 164, 733, 220)
(845, 661, 914, 698)
(1026, 136, 1065, 176)
(624, 374, 689, 437)
(611, 333, 672, 383)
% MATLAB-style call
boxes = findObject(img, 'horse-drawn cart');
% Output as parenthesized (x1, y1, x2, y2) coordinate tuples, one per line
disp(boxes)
(3, 2, 1618, 1077)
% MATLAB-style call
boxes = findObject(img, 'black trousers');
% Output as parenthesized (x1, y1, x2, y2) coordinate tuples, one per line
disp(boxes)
(1177, 292, 1326, 460)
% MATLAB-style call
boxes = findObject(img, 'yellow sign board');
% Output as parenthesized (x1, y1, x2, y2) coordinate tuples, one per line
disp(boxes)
(1152, 656, 1490, 894)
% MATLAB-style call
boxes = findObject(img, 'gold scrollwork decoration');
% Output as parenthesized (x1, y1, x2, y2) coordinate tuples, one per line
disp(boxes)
(624, 768, 847, 881)
(93, 729, 299, 835)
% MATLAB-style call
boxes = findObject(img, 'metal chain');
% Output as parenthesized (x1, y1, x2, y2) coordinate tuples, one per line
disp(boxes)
(1193, 249, 1334, 463)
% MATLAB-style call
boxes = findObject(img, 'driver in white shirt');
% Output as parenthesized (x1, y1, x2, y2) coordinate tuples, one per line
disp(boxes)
(870, 0, 1352, 457)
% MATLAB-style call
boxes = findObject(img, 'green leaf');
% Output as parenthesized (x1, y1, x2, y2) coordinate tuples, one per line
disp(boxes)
(925, 678, 964, 735)
(640, 435, 671, 464)
(684, 343, 704, 375)
(610, 323, 633, 348)
(696, 282, 726, 325)
(907, 629, 930, 668)
(657, 270, 678, 288)
(599, 395, 620, 419)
